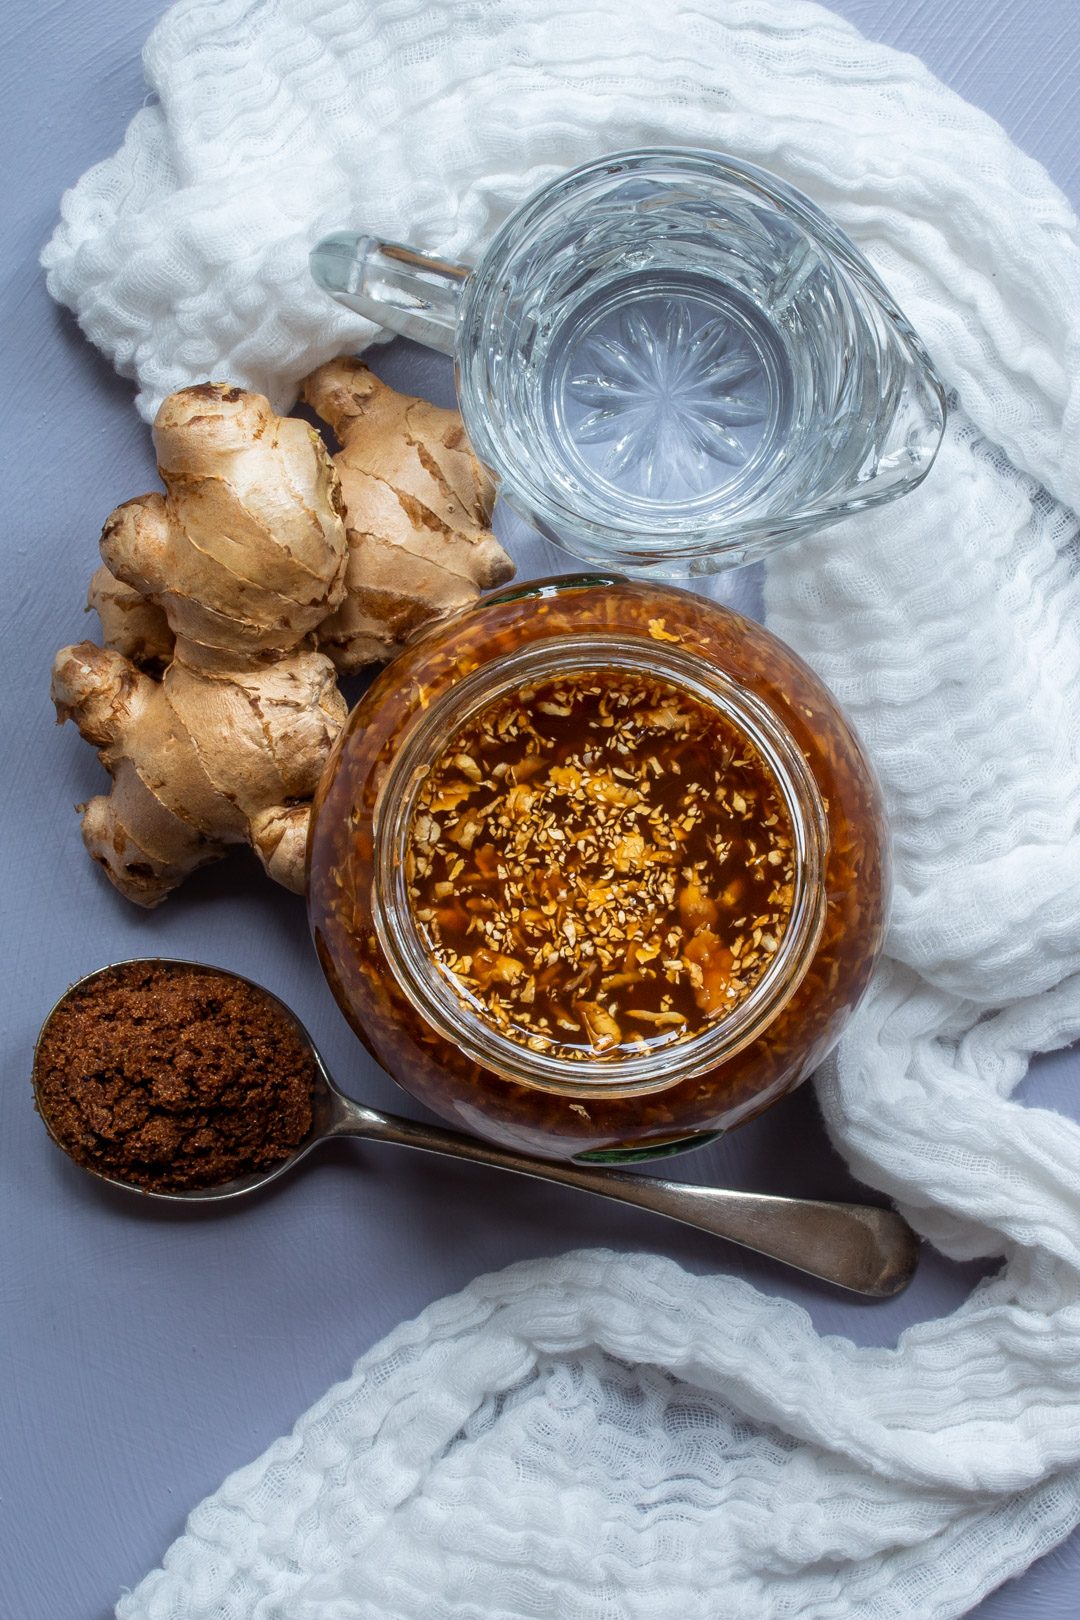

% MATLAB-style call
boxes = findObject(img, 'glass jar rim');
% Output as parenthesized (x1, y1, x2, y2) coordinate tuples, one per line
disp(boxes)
(371, 629, 829, 1100)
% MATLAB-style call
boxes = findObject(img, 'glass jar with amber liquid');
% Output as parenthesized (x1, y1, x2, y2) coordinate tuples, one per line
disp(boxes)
(308, 577, 889, 1163)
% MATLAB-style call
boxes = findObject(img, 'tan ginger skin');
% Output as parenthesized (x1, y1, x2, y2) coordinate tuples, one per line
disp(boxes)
(301, 358, 513, 669)
(51, 372, 511, 906)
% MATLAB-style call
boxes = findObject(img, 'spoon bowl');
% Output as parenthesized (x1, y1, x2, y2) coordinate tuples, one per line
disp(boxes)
(33, 959, 920, 1295)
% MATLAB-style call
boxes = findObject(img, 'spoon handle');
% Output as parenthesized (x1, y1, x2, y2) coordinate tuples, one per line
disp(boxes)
(332, 1100, 918, 1297)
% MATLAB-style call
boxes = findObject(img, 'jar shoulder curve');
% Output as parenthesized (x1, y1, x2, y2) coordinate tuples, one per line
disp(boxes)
(316, 576, 879, 813)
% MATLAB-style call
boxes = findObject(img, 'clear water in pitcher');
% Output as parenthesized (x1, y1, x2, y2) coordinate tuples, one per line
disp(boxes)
(480, 189, 880, 549)
(549, 273, 785, 508)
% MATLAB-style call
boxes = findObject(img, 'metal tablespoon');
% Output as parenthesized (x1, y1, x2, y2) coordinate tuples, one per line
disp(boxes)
(33, 961, 919, 1297)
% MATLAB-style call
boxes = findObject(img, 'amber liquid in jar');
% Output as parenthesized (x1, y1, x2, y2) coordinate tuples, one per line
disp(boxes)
(309, 577, 889, 1163)
(407, 669, 796, 1062)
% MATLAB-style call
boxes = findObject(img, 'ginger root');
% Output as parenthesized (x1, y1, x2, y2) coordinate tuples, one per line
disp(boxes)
(301, 359, 514, 669)
(101, 383, 348, 656)
(86, 566, 173, 671)
(52, 368, 515, 906)
(52, 641, 345, 903)
(52, 383, 349, 905)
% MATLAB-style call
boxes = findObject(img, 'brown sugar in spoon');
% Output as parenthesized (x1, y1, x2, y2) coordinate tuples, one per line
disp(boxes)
(33, 959, 919, 1297)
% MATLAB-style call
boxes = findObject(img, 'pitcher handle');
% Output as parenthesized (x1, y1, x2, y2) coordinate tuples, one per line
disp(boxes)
(310, 233, 468, 356)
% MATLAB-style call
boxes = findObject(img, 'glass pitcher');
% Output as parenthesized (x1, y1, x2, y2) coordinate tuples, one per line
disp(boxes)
(311, 148, 946, 575)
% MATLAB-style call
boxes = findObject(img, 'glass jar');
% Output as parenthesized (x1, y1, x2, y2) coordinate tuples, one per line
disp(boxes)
(308, 577, 889, 1163)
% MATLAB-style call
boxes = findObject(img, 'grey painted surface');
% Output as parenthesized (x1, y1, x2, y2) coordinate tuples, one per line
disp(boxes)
(1, 2, 1077, 1615)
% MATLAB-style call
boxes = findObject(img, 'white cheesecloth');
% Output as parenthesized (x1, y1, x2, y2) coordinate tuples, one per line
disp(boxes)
(41, 1, 1080, 1616)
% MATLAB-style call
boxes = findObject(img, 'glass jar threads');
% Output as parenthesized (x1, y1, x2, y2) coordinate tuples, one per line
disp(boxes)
(308, 576, 889, 1163)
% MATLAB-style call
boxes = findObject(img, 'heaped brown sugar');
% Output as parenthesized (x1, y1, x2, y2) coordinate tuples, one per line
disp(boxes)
(406, 669, 795, 1060)
(34, 961, 315, 1191)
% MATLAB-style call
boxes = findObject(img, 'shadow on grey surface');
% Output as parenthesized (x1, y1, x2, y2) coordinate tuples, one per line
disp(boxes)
(48, 297, 140, 413)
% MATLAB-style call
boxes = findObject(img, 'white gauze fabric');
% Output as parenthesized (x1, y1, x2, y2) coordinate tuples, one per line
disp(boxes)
(43, 1, 1080, 1616)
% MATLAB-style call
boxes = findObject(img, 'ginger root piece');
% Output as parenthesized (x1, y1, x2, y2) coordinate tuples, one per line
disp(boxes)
(52, 382, 351, 905)
(87, 566, 173, 671)
(301, 359, 514, 670)
(53, 371, 516, 905)
(53, 641, 346, 903)
(101, 382, 348, 658)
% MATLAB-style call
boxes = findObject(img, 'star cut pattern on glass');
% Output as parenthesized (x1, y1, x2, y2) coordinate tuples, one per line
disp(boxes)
(567, 303, 765, 499)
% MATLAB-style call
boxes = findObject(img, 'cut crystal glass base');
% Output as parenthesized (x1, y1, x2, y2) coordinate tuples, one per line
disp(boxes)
(557, 281, 776, 508)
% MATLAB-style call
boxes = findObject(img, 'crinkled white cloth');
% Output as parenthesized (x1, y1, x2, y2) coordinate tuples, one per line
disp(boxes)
(43, 1, 1080, 1617)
